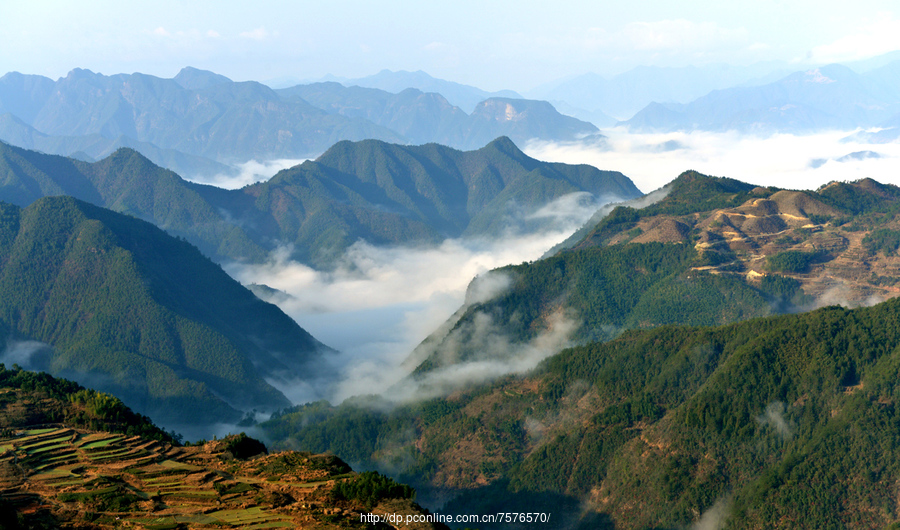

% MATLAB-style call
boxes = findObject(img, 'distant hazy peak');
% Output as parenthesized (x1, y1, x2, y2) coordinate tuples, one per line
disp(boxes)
(173, 66, 234, 90)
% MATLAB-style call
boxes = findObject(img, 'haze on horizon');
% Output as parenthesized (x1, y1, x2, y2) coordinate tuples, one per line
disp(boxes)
(2, 0, 899, 93)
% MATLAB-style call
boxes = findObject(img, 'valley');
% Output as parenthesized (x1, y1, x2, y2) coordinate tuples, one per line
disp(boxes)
(2, 32, 900, 527)
(258, 171, 900, 529)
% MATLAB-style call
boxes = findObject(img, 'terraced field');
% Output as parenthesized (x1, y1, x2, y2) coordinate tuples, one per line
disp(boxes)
(0, 425, 430, 528)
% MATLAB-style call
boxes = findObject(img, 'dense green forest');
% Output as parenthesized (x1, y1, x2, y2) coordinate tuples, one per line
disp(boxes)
(411, 240, 793, 376)
(0, 196, 328, 427)
(261, 172, 900, 529)
(263, 297, 900, 529)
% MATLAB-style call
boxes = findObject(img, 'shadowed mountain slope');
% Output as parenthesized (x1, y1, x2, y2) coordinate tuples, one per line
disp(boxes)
(0, 196, 330, 428)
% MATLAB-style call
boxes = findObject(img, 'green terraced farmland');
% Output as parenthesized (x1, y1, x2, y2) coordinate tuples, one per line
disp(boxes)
(78, 436, 124, 449)
(1, 425, 430, 528)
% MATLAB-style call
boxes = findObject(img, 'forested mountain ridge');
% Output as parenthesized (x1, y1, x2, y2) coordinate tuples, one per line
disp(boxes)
(409, 171, 900, 377)
(0, 137, 641, 267)
(0, 366, 439, 529)
(255, 170, 900, 527)
(262, 291, 900, 529)
(0, 196, 330, 428)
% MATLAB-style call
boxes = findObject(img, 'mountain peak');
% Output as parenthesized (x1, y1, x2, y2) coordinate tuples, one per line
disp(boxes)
(667, 170, 756, 194)
(104, 146, 158, 166)
(173, 66, 233, 90)
(63, 68, 100, 81)
(481, 135, 522, 154)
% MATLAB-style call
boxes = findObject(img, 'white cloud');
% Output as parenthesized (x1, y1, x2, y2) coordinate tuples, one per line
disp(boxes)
(184, 158, 306, 189)
(146, 26, 213, 43)
(574, 19, 753, 65)
(811, 14, 900, 63)
(756, 402, 793, 440)
(524, 129, 900, 193)
(226, 192, 620, 403)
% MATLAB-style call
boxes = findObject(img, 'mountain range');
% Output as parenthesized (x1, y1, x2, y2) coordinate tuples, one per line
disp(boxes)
(265, 296, 900, 529)
(278, 82, 598, 149)
(622, 62, 900, 133)
(333, 68, 524, 113)
(0, 67, 597, 178)
(5, 57, 900, 527)
(410, 171, 900, 380)
(0, 137, 641, 267)
(259, 170, 900, 528)
(527, 62, 792, 121)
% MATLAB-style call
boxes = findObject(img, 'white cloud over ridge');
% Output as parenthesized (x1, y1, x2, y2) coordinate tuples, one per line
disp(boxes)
(619, 19, 750, 53)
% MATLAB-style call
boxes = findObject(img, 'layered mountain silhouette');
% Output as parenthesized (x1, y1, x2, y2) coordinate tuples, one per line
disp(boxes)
(622, 62, 900, 132)
(0, 138, 641, 267)
(0, 67, 598, 178)
(335, 68, 523, 113)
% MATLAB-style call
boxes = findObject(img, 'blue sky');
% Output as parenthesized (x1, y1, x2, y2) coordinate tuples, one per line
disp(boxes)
(2, 0, 899, 91)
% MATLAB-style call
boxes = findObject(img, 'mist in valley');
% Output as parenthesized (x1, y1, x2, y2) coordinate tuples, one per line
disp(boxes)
(226, 190, 618, 404)
(184, 158, 309, 189)
(222, 128, 900, 409)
